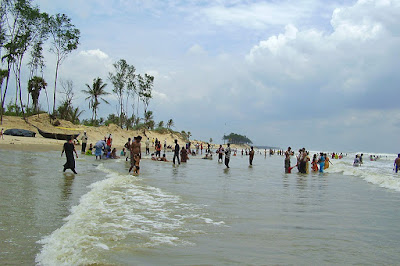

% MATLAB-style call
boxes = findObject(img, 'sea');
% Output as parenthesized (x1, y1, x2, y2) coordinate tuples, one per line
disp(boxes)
(1, 148, 400, 265)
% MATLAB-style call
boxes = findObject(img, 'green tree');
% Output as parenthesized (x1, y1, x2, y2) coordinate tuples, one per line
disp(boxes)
(0, 69, 8, 116)
(108, 59, 136, 128)
(143, 110, 154, 129)
(137, 73, 154, 116)
(1, 0, 46, 122)
(70, 106, 83, 124)
(166, 118, 174, 129)
(157, 121, 164, 128)
(27, 76, 47, 116)
(223, 133, 252, 144)
(47, 13, 80, 114)
(82, 77, 109, 121)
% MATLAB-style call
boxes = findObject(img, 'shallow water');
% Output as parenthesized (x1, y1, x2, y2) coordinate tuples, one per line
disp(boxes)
(1, 149, 400, 265)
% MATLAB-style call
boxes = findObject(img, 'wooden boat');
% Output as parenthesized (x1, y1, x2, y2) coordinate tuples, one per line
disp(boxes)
(37, 128, 79, 140)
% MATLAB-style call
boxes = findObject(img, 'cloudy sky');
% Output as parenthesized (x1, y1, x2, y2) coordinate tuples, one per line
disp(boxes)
(6, 0, 400, 153)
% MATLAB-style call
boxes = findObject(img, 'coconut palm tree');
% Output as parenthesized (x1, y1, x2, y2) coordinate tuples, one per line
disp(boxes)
(27, 76, 47, 116)
(167, 118, 174, 129)
(82, 77, 109, 121)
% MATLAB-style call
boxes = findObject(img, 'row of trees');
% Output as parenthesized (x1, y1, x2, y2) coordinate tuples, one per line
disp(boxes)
(0, 0, 184, 139)
(81, 58, 156, 130)
(223, 133, 252, 144)
(0, 0, 80, 123)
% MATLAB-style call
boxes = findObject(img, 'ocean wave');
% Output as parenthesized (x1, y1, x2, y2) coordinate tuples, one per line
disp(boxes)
(36, 164, 224, 265)
(326, 158, 400, 192)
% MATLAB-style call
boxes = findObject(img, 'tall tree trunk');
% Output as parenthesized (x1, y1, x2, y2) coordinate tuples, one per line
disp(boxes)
(53, 58, 60, 115)
(120, 97, 123, 128)
(1, 63, 12, 124)
(17, 57, 26, 120)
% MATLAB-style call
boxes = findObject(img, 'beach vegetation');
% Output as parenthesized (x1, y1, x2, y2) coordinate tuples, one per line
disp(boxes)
(27, 76, 47, 116)
(82, 77, 109, 122)
(1, 0, 48, 122)
(166, 119, 174, 129)
(108, 59, 136, 129)
(104, 113, 120, 126)
(55, 80, 83, 124)
(223, 133, 252, 144)
(82, 117, 104, 127)
(137, 73, 154, 116)
(47, 13, 80, 115)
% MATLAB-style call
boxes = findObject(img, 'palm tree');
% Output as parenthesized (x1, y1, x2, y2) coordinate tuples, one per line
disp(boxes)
(27, 76, 47, 116)
(70, 106, 84, 124)
(82, 77, 109, 121)
(143, 110, 154, 124)
(157, 121, 164, 128)
(167, 118, 174, 129)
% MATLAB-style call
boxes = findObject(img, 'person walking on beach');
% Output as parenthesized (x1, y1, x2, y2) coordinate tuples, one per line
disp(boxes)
(217, 145, 224, 163)
(124, 138, 131, 161)
(284, 147, 292, 173)
(80, 131, 88, 154)
(129, 136, 142, 175)
(61, 137, 78, 174)
(394, 154, 400, 173)
(249, 146, 255, 166)
(173, 139, 180, 165)
(225, 143, 231, 168)
(0, 128, 4, 139)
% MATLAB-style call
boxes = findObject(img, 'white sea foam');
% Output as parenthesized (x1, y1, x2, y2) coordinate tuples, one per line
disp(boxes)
(36, 164, 224, 265)
(326, 155, 400, 192)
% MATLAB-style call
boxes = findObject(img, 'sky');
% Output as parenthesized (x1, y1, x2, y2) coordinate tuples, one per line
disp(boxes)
(4, 0, 400, 153)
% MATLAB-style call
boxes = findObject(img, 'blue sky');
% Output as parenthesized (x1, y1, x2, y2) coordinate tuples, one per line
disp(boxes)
(5, 0, 400, 153)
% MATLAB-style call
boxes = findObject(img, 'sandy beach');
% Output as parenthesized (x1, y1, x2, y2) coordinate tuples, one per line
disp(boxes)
(0, 114, 249, 152)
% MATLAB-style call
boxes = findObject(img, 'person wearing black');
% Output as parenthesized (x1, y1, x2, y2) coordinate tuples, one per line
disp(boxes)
(61, 137, 78, 174)
(173, 139, 180, 165)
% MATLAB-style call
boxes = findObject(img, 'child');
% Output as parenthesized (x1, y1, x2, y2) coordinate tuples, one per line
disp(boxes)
(120, 148, 126, 157)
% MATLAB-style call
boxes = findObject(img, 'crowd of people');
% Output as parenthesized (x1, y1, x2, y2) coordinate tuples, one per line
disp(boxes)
(284, 147, 334, 174)
(64, 132, 399, 176)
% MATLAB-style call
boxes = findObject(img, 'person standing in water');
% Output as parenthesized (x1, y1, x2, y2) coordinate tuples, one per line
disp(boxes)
(173, 139, 180, 165)
(249, 146, 255, 165)
(124, 138, 131, 161)
(217, 145, 224, 163)
(61, 137, 78, 174)
(145, 137, 150, 155)
(80, 131, 88, 154)
(318, 152, 325, 173)
(394, 154, 400, 173)
(284, 147, 292, 173)
(225, 143, 231, 168)
(129, 136, 142, 175)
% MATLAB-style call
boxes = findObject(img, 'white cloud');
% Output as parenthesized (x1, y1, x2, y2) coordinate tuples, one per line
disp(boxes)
(79, 49, 109, 60)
